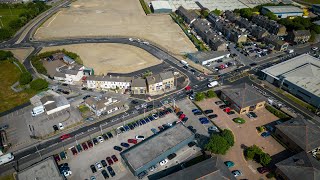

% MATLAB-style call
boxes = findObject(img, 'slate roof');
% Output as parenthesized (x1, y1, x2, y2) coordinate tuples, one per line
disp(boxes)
(86, 75, 132, 82)
(276, 152, 320, 180)
(44, 103, 58, 111)
(292, 30, 311, 37)
(62, 55, 75, 64)
(131, 78, 146, 88)
(160, 156, 236, 180)
(159, 71, 174, 80)
(221, 83, 266, 108)
(188, 51, 230, 62)
(275, 118, 320, 152)
(40, 96, 55, 105)
(146, 74, 162, 85)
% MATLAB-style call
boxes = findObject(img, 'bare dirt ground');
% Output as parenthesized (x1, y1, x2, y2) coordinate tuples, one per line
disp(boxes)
(40, 43, 162, 75)
(3, 48, 34, 62)
(34, 0, 196, 55)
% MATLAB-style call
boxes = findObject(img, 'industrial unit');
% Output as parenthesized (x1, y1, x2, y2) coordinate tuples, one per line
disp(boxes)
(151, 1, 172, 13)
(261, 6, 303, 18)
(261, 54, 320, 108)
(187, 51, 230, 65)
(120, 123, 195, 176)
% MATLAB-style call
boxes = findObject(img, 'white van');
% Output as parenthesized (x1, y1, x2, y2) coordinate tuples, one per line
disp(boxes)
(208, 81, 218, 88)
(180, 60, 188, 66)
(31, 105, 45, 117)
(0, 153, 14, 165)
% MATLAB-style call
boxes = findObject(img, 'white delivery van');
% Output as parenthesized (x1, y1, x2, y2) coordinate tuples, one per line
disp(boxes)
(180, 60, 188, 66)
(31, 105, 45, 117)
(0, 153, 14, 165)
(207, 81, 218, 88)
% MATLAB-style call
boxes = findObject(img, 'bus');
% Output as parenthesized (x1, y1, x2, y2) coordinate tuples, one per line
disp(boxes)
(0, 153, 14, 165)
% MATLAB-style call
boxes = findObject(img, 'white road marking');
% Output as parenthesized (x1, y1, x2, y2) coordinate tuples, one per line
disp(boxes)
(47, 11, 61, 27)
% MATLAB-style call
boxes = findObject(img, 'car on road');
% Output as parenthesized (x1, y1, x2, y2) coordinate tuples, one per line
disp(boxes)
(128, 139, 138, 144)
(106, 157, 113, 165)
(232, 170, 242, 177)
(208, 114, 218, 119)
(257, 167, 270, 174)
(71, 147, 78, 156)
(247, 112, 257, 119)
(107, 166, 116, 177)
(101, 160, 107, 167)
(101, 169, 109, 179)
(87, 140, 93, 148)
(107, 132, 113, 138)
(111, 155, 118, 162)
(60, 134, 71, 140)
(114, 146, 123, 152)
(167, 153, 177, 160)
(92, 138, 99, 145)
(159, 159, 168, 166)
(135, 135, 145, 140)
(261, 131, 271, 138)
(121, 142, 130, 148)
(90, 165, 97, 173)
(95, 162, 103, 171)
(224, 161, 235, 168)
(204, 109, 213, 114)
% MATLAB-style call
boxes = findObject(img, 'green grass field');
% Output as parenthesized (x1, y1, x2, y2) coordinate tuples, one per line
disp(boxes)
(0, 60, 36, 113)
(0, 8, 25, 28)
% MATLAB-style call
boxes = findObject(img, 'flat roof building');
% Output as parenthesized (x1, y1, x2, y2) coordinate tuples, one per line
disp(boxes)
(187, 51, 230, 65)
(151, 1, 172, 13)
(261, 54, 320, 108)
(121, 123, 195, 176)
(17, 157, 64, 180)
(261, 6, 303, 18)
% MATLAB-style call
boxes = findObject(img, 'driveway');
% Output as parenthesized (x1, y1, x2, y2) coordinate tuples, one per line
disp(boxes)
(196, 97, 286, 179)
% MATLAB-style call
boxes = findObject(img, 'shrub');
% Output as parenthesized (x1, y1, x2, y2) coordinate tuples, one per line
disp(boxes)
(265, 105, 289, 119)
(259, 153, 272, 166)
(31, 56, 47, 75)
(195, 92, 206, 101)
(245, 145, 271, 166)
(221, 129, 234, 146)
(205, 135, 230, 155)
(30, 79, 48, 91)
(257, 126, 265, 133)
(19, 72, 33, 85)
(0, 50, 14, 61)
(206, 90, 217, 98)
(233, 117, 246, 124)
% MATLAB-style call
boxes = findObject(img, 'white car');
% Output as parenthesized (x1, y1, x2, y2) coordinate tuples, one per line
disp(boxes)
(312, 47, 318, 51)
(63, 170, 72, 177)
(152, 114, 158, 120)
(58, 123, 64, 130)
(95, 162, 103, 170)
(149, 165, 157, 172)
(135, 135, 145, 140)
(97, 136, 104, 143)
(159, 159, 168, 166)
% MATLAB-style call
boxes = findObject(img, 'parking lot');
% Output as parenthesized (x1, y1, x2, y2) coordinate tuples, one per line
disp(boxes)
(54, 109, 201, 180)
(195, 97, 286, 179)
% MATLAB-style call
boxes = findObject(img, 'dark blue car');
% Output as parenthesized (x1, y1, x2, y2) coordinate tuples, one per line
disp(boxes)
(124, 125, 130, 131)
(261, 131, 271, 138)
(120, 142, 130, 148)
(141, 120, 146, 124)
(200, 120, 209, 124)
(148, 116, 154, 121)
(199, 117, 208, 121)
(192, 109, 200, 113)
(145, 118, 150, 123)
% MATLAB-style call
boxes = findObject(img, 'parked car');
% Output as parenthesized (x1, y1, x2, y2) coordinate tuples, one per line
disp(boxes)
(101, 169, 109, 179)
(87, 140, 93, 148)
(200, 119, 209, 124)
(106, 157, 113, 165)
(158, 126, 164, 131)
(131, 100, 138, 104)
(232, 170, 242, 177)
(215, 101, 224, 105)
(95, 162, 103, 171)
(121, 142, 130, 148)
(113, 146, 123, 152)
(219, 105, 227, 109)
(188, 141, 196, 147)
(257, 167, 270, 174)
(151, 128, 158, 135)
(208, 126, 220, 133)
(204, 109, 213, 114)
(76, 144, 83, 152)
(159, 159, 168, 166)
(101, 160, 107, 167)
(166, 108, 173, 113)
(192, 109, 200, 113)
(179, 114, 186, 119)
(60, 134, 71, 140)
(111, 155, 118, 162)
(167, 153, 177, 160)
(208, 114, 218, 119)
(85, 117, 94, 121)
(182, 117, 189, 123)
(261, 131, 271, 138)
(224, 161, 234, 168)
(135, 135, 145, 140)
(137, 171, 148, 179)
(107, 132, 113, 138)
(227, 111, 235, 115)
(176, 111, 183, 116)
(54, 154, 60, 162)
(90, 165, 97, 173)
(194, 111, 202, 115)
(128, 139, 138, 144)
(81, 142, 88, 150)
(92, 138, 99, 145)
(102, 134, 109, 140)
(107, 166, 116, 177)
(60, 151, 67, 160)
(71, 147, 78, 156)
(152, 114, 158, 119)
(97, 136, 104, 143)
(247, 112, 257, 118)
(149, 165, 157, 172)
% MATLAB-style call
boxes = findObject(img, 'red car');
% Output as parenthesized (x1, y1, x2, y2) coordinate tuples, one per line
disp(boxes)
(53, 154, 60, 162)
(60, 134, 71, 140)
(106, 157, 113, 165)
(185, 86, 191, 91)
(128, 139, 138, 144)
(179, 114, 186, 120)
(87, 140, 93, 148)
(257, 167, 270, 174)
(111, 155, 118, 162)
(71, 147, 78, 156)
(82, 142, 88, 150)
(223, 107, 231, 113)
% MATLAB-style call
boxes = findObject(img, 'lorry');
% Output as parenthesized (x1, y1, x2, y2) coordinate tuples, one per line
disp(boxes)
(180, 60, 188, 66)
(31, 105, 45, 117)
(207, 81, 219, 88)
(0, 153, 14, 165)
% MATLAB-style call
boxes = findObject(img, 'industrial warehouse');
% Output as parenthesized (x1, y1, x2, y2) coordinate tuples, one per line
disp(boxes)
(120, 123, 195, 176)
(261, 6, 304, 18)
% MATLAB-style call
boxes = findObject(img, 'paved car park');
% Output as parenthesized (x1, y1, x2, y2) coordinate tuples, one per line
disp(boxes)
(195, 97, 286, 179)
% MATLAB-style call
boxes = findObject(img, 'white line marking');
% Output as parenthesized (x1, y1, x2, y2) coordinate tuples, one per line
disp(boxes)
(47, 11, 61, 27)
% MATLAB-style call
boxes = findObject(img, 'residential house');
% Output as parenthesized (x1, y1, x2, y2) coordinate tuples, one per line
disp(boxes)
(55, 64, 85, 84)
(275, 118, 320, 153)
(251, 25, 269, 40)
(252, 15, 286, 36)
(146, 74, 163, 95)
(220, 83, 266, 114)
(159, 71, 174, 91)
(263, 35, 288, 51)
(208, 35, 227, 51)
(86, 75, 132, 93)
(62, 55, 75, 65)
(131, 78, 147, 95)
(287, 30, 311, 44)
(275, 152, 320, 180)
(84, 96, 125, 116)
(176, 6, 198, 25)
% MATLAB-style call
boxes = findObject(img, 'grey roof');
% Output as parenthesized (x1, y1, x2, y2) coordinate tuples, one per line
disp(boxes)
(151, 1, 172, 10)
(44, 103, 58, 111)
(275, 118, 320, 152)
(53, 71, 66, 78)
(159, 71, 174, 80)
(263, 6, 303, 14)
(121, 124, 194, 171)
(292, 30, 311, 37)
(17, 157, 64, 180)
(188, 51, 230, 62)
(86, 75, 132, 82)
(159, 156, 236, 180)
(146, 74, 162, 85)
(176, 6, 198, 23)
(40, 96, 55, 105)
(62, 55, 75, 64)
(262, 54, 320, 97)
(131, 78, 146, 88)
(276, 152, 320, 180)
(221, 83, 266, 108)
(264, 34, 287, 46)
(85, 96, 121, 111)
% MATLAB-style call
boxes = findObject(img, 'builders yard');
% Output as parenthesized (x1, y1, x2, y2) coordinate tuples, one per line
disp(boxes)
(34, 0, 196, 55)
(40, 43, 162, 75)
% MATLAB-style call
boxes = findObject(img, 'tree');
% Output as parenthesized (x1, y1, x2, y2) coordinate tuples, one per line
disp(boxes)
(30, 79, 48, 91)
(245, 148, 256, 160)
(19, 72, 33, 85)
(205, 135, 230, 155)
(206, 90, 217, 98)
(310, 30, 316, 42)
(265, 12, 277, 21)
(0, 50, 14, 60)
(211, 9, 221, 16)
(259, 153, 272, 166)
(200, 9, 209, 18)
(195, 92, 205, 101)
(221, 129, 234, 146)
(239, 8, 253, 19)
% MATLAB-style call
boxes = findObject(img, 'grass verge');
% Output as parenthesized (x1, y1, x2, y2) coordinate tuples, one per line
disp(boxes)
(139, 0, 151, 14)
(0, 174, 14, 180)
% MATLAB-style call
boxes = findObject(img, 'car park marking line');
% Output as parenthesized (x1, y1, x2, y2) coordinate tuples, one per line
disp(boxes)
(248, 165, 257, 174)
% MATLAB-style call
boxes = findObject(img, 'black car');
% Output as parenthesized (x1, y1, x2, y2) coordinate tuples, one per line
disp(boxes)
(167, 108, 173, 113)
(131, 100, 139, 104)
(107, 132, 113, 138)
(194, 111, 202, 115)
(83, 95, 91, 100)
(219, 105, 227, 109)
(208, 114, 218, 119)
(62, 83, 68, 86)
(128, 124, 134, 130)
(81, 87, 87, 90)
(159, 111, 165, 117)
(182, 117, 188, 122)
(147, 104, 154, 109)
(138, 171, 148, 179)
(204, 110, 213, 114)
(53, 125, 59, 131)
(114, 146, 123, 152)
(183, 65, 189, 69)
(101, 169, 109, 179)
(92, 138, 99, 145)
(176, 111, 183, 116)
(90, 165, 97, 173)
(107, 166, 116, 177)
(188, 141, 196, 147)
(227, 111, 235, 115)
(167, 153, 177, 160)
(190, 69, 196, 73)
(102, 134, 109, 140)
(249, 63, 257, 66)
(101, 160, 108, 167)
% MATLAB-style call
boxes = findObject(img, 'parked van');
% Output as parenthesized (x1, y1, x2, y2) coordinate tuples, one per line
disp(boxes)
(0, 153, 14, 165)
(180, 60, 188, 66)
(208, 81, 219, 88)
(31, 105, 45, 117)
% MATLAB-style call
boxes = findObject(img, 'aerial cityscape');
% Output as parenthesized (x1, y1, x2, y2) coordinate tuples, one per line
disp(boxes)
(0, 0, 320, 179)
